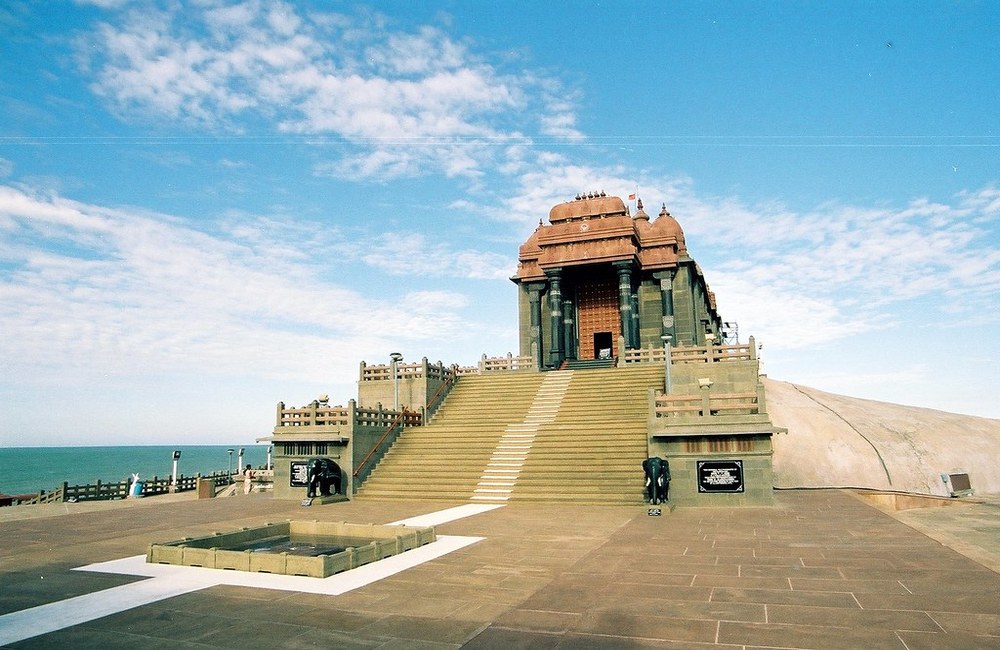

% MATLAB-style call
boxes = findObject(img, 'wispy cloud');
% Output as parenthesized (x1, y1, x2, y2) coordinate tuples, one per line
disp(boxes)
(0, 185, 493, 387)
(81, 1, 577, 181)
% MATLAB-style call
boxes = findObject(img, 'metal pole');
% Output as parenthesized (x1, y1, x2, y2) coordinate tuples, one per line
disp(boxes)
(390, 352, 403, 411)
(227, 448, 234, 478)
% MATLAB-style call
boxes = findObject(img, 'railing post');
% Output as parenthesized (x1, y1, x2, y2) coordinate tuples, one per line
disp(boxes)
(699, 379, 713, 417)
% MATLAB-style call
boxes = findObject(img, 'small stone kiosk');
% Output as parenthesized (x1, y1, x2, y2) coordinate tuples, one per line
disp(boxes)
(263, 358, 453, 501)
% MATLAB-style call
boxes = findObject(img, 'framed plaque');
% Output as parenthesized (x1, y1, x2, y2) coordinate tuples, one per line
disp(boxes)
(290, 461, 310, 487)
(698, 460, 744, 493)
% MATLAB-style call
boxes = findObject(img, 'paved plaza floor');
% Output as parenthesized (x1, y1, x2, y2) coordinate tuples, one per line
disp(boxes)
(1, 489, 999, 648)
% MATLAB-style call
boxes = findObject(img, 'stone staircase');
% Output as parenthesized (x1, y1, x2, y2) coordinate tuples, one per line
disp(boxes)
(355, 365, 664, 504)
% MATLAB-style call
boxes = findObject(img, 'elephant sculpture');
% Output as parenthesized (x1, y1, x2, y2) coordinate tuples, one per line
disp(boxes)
(306, 458, 342, 498)
(642, 457, 671, 505)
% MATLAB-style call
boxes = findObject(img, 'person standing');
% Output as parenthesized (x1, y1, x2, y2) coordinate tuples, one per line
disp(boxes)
(243, 464, 254, 494)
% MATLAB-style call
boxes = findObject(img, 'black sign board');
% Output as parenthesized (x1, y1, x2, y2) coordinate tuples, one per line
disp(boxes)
(290, 461, 310, 487)
(697, 460, 744, 493)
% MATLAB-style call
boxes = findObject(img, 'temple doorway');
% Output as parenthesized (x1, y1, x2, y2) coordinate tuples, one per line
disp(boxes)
(593, 332, 614, 360)
(577, 276, 619, 360)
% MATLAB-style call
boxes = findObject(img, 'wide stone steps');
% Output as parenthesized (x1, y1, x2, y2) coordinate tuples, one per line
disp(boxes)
(356, 365, 665, 504)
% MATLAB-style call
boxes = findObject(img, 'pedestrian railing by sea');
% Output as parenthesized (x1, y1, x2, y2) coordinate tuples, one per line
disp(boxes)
(7, 470, 273, 506)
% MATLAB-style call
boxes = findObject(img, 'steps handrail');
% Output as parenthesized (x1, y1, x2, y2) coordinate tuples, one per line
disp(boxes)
(353, 409, 414, 480)
(424, 369, 458, 421)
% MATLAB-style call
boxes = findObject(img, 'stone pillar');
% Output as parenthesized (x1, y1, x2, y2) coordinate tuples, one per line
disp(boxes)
(562, 298, 576, 360)
(630, 292, 639, 348)
(654, 270, 676, 344)
(614, 262, 635, 349)
(526, 283, 545, 369)
(690, 276, 703, 345)
(546, 269, 564, 367)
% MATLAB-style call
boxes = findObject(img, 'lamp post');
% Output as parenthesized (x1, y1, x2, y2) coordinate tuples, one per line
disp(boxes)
(227, 448, 234, 478)
(238, 448, 245, 474)
(389, 352, 403, 411)
(171, 450, 181, 489)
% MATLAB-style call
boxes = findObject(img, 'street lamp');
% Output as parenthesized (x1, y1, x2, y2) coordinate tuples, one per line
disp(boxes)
(227, 448, 234, 478)
(389, 352, 403, 411)
(171, 450, 181, 488)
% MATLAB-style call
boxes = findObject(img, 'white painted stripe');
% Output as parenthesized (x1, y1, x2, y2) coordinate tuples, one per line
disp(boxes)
(473, 488, 512, 494)
(0, 575, 211, 646)
(389, 502, 504, 527)
(0, 503, 505, 646)
(470, 495, 509, 501)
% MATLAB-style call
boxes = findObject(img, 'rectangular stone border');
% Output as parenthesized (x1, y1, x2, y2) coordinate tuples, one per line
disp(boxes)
(146, 520, 436, 578)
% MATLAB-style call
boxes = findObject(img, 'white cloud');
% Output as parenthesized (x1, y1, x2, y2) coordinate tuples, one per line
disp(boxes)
(81, 2, 578, 181)
(0, 185, 492, 387)
(361, 232, 513, 280)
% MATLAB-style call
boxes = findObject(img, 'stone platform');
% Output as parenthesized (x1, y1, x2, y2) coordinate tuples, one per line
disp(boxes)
(1, 489, 999, 648)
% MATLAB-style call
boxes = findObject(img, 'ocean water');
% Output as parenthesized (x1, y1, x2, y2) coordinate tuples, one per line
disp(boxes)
(0, 445, 270, 496)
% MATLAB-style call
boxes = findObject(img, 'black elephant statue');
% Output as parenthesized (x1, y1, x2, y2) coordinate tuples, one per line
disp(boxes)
(642, 457, 671, 505)
(306, 458, 342, 498)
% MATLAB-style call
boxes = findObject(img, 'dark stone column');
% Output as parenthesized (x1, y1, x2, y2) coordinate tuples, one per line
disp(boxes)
(614, 261, 635, 349)
(563, 298, 576, 360)
(654, 270, 676, 344)
(630, 292, 639, 348)
(690, 272, 703, 345)
(546, 269, 564, 367)
(526, 283, 545, 369)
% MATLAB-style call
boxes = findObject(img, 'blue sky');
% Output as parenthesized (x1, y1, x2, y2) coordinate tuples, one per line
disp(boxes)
(1, 1, 997, 447)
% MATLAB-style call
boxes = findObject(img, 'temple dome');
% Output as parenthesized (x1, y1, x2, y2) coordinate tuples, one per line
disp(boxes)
(649, 203, 687, 251)
(548, 192, 627, 223)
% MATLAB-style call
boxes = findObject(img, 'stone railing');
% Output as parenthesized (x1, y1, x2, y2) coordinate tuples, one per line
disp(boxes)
(652, 383, 766, 420)
(275, 399, 421, 429)
(478, 353, 536, 373)
(624, 337, 756, 366)
(359, 358, 456, 383)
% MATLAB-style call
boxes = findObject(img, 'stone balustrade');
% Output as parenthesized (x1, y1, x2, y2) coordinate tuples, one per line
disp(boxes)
(275, 399, 421, 429)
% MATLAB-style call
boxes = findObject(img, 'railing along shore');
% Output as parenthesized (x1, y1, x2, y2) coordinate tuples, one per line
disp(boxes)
(2, 470, 267, 507)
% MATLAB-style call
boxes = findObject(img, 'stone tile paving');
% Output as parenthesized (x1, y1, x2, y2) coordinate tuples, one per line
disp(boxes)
(1, 490, 999, 648)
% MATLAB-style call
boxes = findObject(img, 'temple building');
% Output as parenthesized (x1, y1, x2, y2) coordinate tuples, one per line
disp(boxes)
(513, 192, 724, 368)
